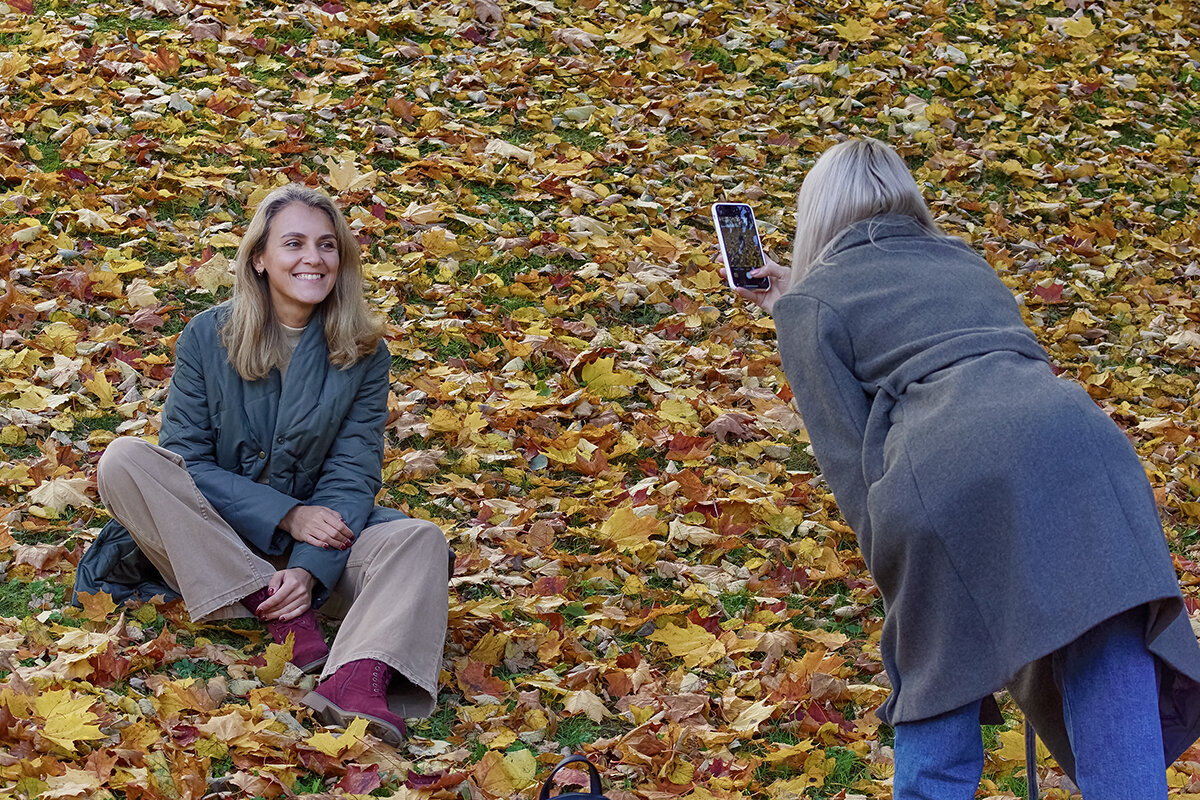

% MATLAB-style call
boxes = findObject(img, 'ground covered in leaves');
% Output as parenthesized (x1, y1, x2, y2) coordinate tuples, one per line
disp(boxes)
(1, 0, 1200, 797)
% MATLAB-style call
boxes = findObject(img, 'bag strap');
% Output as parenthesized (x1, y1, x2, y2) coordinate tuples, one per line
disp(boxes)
(1025, 722, 1039, 800)
(539, 755, 603, 800)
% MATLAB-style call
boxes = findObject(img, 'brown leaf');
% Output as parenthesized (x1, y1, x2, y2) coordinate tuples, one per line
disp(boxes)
(76, 590, 117, 622)
(704, 413, 756, 443)
(471, 0, 503, 24)
(13, 543, 69, 571)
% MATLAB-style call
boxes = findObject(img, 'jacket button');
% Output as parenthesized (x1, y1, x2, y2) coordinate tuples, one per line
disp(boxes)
(276, 435, 285, 444)
(258, 451, 266, 458)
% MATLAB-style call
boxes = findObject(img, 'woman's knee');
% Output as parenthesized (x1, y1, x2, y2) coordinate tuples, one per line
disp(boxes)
(96, 437, 157, 495)
(365, 519, 448, 566)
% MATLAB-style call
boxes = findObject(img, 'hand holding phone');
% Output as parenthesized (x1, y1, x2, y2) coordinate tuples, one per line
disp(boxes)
(712, 202, 770, 291)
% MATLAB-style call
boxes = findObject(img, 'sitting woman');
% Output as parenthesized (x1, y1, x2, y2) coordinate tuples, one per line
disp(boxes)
(85, 184, 449, 745)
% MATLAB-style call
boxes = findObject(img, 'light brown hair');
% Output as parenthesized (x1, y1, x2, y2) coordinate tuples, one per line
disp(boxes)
(220, 184, 384, 381)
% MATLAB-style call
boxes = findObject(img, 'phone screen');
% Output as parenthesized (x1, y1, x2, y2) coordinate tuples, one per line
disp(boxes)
(712, 203, 770, 291)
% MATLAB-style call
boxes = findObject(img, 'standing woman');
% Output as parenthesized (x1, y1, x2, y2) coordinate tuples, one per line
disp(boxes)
(86, 184, 449, 745)
(736, 138, 1200, 797)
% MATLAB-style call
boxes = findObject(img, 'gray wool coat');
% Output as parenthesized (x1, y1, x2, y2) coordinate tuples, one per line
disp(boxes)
(773, 215, 1200, 777)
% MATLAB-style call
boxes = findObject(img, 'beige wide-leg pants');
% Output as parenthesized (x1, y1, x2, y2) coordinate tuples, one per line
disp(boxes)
(96, 436, 449, 718)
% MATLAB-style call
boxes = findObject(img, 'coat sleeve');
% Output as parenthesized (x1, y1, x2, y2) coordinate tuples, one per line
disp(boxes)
(286, 341, 390, 595)
(159, 319, 297, 554)
(774, 294, 873, 541)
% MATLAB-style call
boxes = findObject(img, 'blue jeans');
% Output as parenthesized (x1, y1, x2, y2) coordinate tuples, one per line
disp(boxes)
(893, 608, 1166, 799)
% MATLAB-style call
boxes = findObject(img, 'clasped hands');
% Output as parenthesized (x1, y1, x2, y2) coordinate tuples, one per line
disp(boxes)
(254, 504, 354, 621)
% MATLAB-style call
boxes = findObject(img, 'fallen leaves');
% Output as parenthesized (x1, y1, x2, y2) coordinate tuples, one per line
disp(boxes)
(0, 0, 1196, 796)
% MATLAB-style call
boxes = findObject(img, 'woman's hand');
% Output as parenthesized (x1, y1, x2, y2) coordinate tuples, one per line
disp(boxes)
(279, 504, 354, 550)
(729, 255, 792, 314)
(255, 568, 315, 621)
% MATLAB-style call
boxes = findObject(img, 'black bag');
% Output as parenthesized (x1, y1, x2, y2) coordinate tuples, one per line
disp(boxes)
(72, 520, 179, 606)
(538, 755, 608, 800)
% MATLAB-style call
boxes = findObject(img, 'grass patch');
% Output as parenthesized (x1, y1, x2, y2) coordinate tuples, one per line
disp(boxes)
(407, 699, 459, 740)
(92, 15, 174, 33)
(174, 658, 226, 680)
(1, 442, 41, 460)
(822, 745, 869, 794)
(0, 578, 66, 618)
(554, 715, 600, 749)
(691, 44, 736, 74)
(719, 589, 753, 618)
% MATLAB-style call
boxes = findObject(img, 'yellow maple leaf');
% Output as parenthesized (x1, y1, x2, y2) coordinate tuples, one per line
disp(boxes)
(76, 590, 117, 623)
(993, 727, 1050, 766)
(598, 505, 663, 552)
(28, 477, 94, 514)
(503, 748, 538, 789)
(611, 25, 647, 48)
(729, 699, 777, 732)
(647, 621, 725, 668)
(688, 269, 724, 290)
(659, 398, 700, 430)
(421, 228, 460, 257)
(41, 766, 102, 799)
(327, 159, 378, 192)
(1061, 15, 1096, 38)
(36, 690, 106, 752)
(256, 633, 294, 683)
(664, 759, 694, 785)
(306, 715, 369, 756)
(832, 18, 875, 42)
(580, 357, 641, 399)
(474, 750, 518, 797)
(85, 372, 115, 409)
(639, 229, 685, 262)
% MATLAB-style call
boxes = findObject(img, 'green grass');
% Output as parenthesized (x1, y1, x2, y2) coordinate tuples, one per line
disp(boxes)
(1, 442, 41, 460)
(174, 658, 226, 680)
(0, 578, 66, 618)
(406, 700, 459, 740)
(720, 590, 753, 618)
(691, 45, 736, 75)
(92, 14, 174, 33)
(81, 413, 122, 434)
(555, 715, 601, 749)
(821, 745, 869, 795)
(197, 618, 262, 648)
(292, 773, 325, 793)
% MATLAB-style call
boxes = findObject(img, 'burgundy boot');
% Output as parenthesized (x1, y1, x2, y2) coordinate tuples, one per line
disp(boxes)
(242, 588, 330, 674)
(302, 659, 407, 745)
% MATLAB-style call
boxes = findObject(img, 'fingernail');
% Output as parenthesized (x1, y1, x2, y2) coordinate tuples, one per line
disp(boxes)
(268, 588, 275, 595)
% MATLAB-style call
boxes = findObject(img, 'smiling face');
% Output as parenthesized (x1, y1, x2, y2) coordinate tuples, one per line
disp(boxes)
(254, 203, 341, 327)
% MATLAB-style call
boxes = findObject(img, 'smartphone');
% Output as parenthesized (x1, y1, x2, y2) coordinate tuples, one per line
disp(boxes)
(712, 202, 770, 291)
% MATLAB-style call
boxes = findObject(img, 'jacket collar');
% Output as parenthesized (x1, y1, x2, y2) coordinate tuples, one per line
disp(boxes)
(826, 214, 930, 257)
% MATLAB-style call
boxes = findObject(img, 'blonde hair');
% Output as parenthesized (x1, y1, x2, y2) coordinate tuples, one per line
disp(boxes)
(220, 184, 384, 381)
(789, 138, 946, 287)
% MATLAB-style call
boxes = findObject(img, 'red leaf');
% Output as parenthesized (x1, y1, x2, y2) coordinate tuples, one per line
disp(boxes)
(406, 770, 469, 790)
(1031, 282, 1064, 303)
(665, 433, 713, 461)
(62, 168, 93, 185)
(338, 764, 383, 795)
